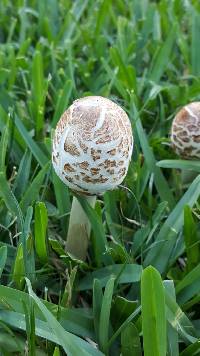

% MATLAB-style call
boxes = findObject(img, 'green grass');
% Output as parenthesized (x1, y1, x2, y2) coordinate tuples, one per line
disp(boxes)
(0, 0, 200, 354)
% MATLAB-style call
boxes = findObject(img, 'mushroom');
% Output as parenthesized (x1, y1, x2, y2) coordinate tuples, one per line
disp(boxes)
(171, 102, 200, 159)
(52, 96, 133, 260)
(171, 101, 200, 182)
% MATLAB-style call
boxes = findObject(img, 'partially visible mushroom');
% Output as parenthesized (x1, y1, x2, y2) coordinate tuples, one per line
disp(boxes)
(171, 102, 200, 159)
(52, 96, 133, 260)
(171, 102, 200, 183)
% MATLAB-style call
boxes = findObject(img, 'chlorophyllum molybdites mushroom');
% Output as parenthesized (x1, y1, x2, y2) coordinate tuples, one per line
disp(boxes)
(171, 102, 200, 183)
(171, 102, 200, 158)
(52, 96, 133, 260)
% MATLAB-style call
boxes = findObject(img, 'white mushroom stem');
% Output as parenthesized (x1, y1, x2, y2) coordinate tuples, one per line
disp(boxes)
(65, 195, 96, 260)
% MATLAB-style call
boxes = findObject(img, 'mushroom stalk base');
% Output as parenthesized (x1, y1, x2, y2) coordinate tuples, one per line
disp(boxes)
(65, 195, 96, 261)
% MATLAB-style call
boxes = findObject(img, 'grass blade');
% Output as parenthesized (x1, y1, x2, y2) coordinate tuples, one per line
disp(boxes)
(31, 50, 46, 140)
(52, 79, 73, 128)
(0, 284, 94, 339)
(78, 264, 142, 290)
(176, 263, 200, 303)
(19, 206, 33, 278)
(20, 162, 50, 213)
(184, 205, 200, 272)
(130, 100, 175, 209)
(99, 277, 115, 353)
(121, 322, 142, 356)
(0, 118, 9, 172)
(52, 170, 71, 236)
(0, 246, 7, 279)
(191, 9, 200, 76)
(0, 172, 19, 218)
(34, 202, 48, 263)
(108, 306, 141, 349)
(13, 150, 32, 199)
(164, 281, 179, 356)
(180, 341, 200, 356)
(25, 278, 103, 356)
(93, 279, 103, 343)
(165, 287, 197, 343)
(53, 347, 60, 356)
(12, 244, 24, 289)
(14, 114, 48, 167)
(141, 266, 166, 356)
(144, 175, 200, 272)
(157, 159, 200, 172)
(0, 171, 23, 230)
(77, 195, 111, 265)
(148, 24, 177, 82)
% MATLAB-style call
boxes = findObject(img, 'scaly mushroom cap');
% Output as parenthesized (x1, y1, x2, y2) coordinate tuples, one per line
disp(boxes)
(52, 96, 133, 195)
(171, 102, 200, 159)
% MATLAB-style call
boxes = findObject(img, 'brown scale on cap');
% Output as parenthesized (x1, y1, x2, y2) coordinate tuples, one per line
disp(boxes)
(52, 96, 133, 195)
(91, 148, 101, 161)
(90, 167, 100, 175)
(64, 163, 75, 172)
(64, 142, 80, 156)
(194, 136, 200, 143)
(65, 176, 73, 183)
(118, 167, 126, 178)
(77, 161, 89, 170)
(107, 168, 115, 174)
(78, 140, 88, 153)
(107, 148, 116, 156)
(96, 136, 111, 144)
(104, 159, 117, 168)
(82, 175, 109, 184)
(171, 102, 200, 159)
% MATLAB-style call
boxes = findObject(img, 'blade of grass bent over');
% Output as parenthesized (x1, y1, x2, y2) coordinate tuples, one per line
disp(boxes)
(157, 159, 200, 172)
(0, 284, 94, 339)
(25, 278, 103, 356)
(78, 264, 142, 290)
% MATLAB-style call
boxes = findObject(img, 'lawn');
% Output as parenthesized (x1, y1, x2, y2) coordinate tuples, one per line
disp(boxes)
(0, 0, 200, 355)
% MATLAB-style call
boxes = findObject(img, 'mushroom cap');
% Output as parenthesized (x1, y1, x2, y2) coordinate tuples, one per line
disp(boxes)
(171, 102, 200, 159)
(52, 96, 133, 195)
